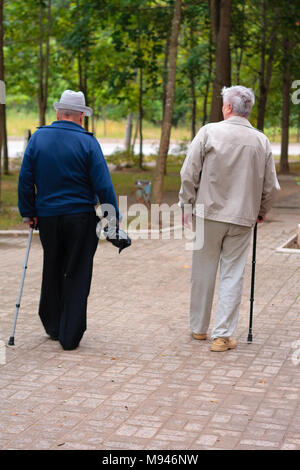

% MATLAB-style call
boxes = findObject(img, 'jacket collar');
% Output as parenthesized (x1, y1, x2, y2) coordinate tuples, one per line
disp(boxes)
(37, 120, 94, 135)
(222, 115, 254, 128)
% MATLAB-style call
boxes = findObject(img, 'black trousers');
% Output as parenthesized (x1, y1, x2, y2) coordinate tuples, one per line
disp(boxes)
(38, 212, 99, 350)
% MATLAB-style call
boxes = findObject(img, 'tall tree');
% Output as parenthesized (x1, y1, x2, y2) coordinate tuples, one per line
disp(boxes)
(60, 0, 94, 131)
(279, 36, 290, 174)
(37, 0, 52, 127)
(0, 0, 3, 197)
(202, 23, 213, 126)
(106, 0, 167, 166)
(231, 0, 248, 85)
(209, 0, 232, 122)
(0, 0, 8, 176)
(278, 5, 300, 174)
(153, 0, 182, 204)
(256, 0, 278, 131)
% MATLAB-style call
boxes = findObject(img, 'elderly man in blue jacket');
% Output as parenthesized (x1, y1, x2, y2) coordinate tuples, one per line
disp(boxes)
(18, 90, 129, 350)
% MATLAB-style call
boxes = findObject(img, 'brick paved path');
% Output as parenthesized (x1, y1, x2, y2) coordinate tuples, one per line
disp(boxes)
(0, 199, 299, 450)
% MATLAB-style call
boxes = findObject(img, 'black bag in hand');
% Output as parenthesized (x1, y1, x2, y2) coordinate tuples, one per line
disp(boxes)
(104, 225, 131, 253)
(97, 217, 131, 253)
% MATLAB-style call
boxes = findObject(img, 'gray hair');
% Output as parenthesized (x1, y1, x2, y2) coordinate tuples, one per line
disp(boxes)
(221, 86, 255, 117)
(57, 108, 83, 119)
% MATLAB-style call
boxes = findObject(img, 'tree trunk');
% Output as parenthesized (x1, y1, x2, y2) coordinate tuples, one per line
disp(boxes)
(131, 117, 139, 154)
(257, 1, 277, 131)
(234, 2, 245, 85)
(78, 48, 89, 131)
(103, 107, 107, 137)
(280, 38, 290, 174)
(0, 0, 8, 177)
(0, 0, 2, 199)
(153, 0, 182, 204)
(189, 28, 197, 140)
(162, 37, 170, 176)
(256, 0, 266, 131)
(83, 57, 89, 131)
(91, 96, 96, 134)
(37, 0, 51, 127)
(209, 0, 232, 123)
(124, 113, 133, 153)
(202, 25, 213, 126)
(79, 59, 89, 131)
(190, 71, 196, 140)
(162, 33, 170, 122)
(139, 67, 143, 169)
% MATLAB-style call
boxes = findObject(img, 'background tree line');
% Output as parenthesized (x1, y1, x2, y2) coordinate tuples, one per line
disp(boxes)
(0, 0, 299, 204)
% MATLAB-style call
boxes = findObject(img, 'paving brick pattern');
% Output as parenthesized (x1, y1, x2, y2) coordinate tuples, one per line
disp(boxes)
(0, 203, 299, 450)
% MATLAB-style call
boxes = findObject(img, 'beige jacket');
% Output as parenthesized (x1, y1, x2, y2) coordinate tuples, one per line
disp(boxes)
(179, 116, 280, 227)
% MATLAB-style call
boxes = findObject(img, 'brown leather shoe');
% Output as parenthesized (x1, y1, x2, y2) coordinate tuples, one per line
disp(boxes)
(192, 333, 207, 340)
(210, 337, 237, 352)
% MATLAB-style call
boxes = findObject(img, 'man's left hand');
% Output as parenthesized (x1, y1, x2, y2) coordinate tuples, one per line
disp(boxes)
(104, 218, 131, 253)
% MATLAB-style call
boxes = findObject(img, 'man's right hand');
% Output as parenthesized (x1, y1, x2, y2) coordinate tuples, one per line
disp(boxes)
(182, 212, 193, 229)
(23, 217, 38, 229)
(256, 215, 265, 223)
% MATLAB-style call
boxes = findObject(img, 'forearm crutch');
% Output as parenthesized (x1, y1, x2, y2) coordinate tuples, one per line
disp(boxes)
(8, 227, 34, 346)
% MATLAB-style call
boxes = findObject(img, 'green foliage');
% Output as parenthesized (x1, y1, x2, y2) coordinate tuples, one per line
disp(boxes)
(2, 0, 300, 137)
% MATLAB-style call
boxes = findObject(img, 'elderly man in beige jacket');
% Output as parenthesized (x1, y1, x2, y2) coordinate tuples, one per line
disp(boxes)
(179, 85, 280, 352)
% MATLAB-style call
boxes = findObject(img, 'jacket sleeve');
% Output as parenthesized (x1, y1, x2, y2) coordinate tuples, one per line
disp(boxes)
(18, 140, 36, 218)
(88, 138, 120, 220)
(259, 141, 281, 217)
(178, 126, 206, 208)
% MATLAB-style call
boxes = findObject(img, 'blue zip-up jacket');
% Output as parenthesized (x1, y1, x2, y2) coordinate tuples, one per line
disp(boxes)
(18, 120, 119, 219)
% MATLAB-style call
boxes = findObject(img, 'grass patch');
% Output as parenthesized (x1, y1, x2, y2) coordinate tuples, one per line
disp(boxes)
(7, 109, 300, 143)
(111, 164, 181, 195)
(1, 172, 19, 206)
(0, 172, 23, 229)
(275, 161, 300, 175)
(0, 208, 23, 230)
(7, 110, 190, 141)
(274, 154, 300, 162)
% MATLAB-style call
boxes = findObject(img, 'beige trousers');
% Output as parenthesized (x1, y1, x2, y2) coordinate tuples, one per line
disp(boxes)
(190, 218, 252, 339)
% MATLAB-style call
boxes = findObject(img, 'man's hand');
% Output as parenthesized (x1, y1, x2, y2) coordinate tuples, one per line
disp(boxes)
(104, 217, 131, 253)
(182, 212, 193, 229)
(256, 215, 265, 223)
(23, 217, 38, 229)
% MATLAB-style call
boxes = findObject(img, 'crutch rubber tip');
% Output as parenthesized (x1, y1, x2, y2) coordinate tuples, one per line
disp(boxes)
(247, 333, 253, 343)
(8, 336, 15, 346)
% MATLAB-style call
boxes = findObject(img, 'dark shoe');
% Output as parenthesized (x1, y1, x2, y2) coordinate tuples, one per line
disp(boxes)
(49, 335, 58, 341)
(60, 341, 79, 351)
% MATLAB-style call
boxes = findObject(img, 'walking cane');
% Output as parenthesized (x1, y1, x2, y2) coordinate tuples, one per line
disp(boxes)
(8, 226, 34, 346)
(247, 217, 262, 343)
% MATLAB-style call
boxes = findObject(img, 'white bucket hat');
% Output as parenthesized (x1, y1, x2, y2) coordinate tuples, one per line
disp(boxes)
(53, 90, 93, 116)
